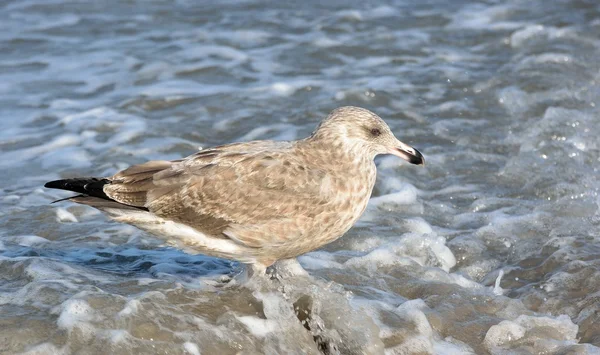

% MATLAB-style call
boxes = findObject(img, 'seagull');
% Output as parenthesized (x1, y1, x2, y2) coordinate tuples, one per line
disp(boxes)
(45, 106, 424, 272)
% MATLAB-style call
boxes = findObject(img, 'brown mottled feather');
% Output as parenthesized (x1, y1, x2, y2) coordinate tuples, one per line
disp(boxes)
(48, 107, 423, 266)
(104, 141, 338, 246)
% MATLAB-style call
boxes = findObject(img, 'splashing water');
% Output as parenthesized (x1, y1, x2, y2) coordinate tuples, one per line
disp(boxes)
(1, 0, 600, 354)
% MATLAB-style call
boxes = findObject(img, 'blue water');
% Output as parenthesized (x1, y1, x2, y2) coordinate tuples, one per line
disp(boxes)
(1, 0, 600, 353)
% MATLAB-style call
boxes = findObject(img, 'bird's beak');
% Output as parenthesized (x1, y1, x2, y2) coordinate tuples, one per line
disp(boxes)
(390, 140, 425, 166)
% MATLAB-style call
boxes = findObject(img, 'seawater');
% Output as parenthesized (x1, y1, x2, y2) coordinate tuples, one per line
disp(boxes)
(1, 0, 600, 354)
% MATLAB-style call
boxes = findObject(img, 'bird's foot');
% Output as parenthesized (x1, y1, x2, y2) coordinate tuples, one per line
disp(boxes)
(219, 259, 308, 289)
(219, 263, 268, 288)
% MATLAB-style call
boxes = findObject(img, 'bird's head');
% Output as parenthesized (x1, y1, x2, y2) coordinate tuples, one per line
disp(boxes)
(311, 106, 424, 165)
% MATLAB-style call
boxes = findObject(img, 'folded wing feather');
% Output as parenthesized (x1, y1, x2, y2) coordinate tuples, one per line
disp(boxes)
(101, 141, 332, 248)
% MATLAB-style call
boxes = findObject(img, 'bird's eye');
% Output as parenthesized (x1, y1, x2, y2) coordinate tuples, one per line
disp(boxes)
(370, 128, 382, 137)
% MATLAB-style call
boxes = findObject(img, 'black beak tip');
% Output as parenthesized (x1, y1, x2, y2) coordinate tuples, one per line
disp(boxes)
(410, 149, 425, 166)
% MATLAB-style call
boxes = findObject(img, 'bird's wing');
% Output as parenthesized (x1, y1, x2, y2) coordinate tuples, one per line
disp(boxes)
(104, 141, 333, 248)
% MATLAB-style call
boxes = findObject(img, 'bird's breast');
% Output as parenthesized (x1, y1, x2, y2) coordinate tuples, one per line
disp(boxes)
(338, 164, 376, 212)
(269, 161, 376, 259)
(313, 162, 376, 236)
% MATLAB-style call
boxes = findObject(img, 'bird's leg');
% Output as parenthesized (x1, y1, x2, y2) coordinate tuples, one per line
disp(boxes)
(265, 264, 280, 281)
(221, 262, 268, 287)
(248, 263, 268, 278)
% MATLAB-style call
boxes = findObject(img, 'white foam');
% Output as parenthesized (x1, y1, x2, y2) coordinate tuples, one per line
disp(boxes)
(255, 79, 320, 98)
(3, 194, 20, 203)
(298, 252, 343, 270)
(376, 175, 406, 194)
(517, 53, 575, 70)
(313, 37, 341, 48)
(484, 314, 579, 352)
(49, 98, 81, 110)
(510, 24, 546, 47)
(236, 315, 278, 337)
(432, 271, 482, 289)
(485, 320, 527, 348)
(336, 10, 363, 21)
(402, 218, 434, 235)
(136, 61, 172, 81)
(178, 44, 249, 62)
(345, 247, 416, 272)
(367, 6, 399, 19)
(1, 1, 599, 353)
(19, 342, 68, 355)
(23, 258, 109, 284)
(357, 57, 392, 69)
(369, 184, 418, 207)
(510, 24, 574, 48)
(516, 314, 578, 339)
(447, 4, 523, 30)
(118, 299, 141, 317)
(3, 235, 49, 247)
(344, 232, 458, 277)
(138, 80, 233, 98)
(271, 82, 296, 96)
(396, 299, 433, 337)
(492, 269, 504, 295)
(389, 335, 434, 354)
(56, 207, 78, 223)
(0, 135, 81, 168)
(227, 29, 271, 46)
(56, 298, 98, 340)
(433, 338, 476, 355)
(108, 329, 130, 344)
(399, 234, 457, 273)
(30, 13, 81, 31)
(183, 342, 202, 355)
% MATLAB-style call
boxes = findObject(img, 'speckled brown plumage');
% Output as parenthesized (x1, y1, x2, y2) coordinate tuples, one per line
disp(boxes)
(45, 106, 424, 267)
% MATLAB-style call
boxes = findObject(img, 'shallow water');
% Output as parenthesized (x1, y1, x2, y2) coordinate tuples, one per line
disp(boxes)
(1, 0, 600, 354)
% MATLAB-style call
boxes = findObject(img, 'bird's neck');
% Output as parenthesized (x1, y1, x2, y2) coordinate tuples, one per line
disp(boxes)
(298, 135, 375, 170)
(298, 136, 378, 222)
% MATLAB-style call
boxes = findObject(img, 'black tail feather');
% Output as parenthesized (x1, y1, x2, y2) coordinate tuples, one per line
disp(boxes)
(44, 178, 149, 211)
(44, 178, 111, 200)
